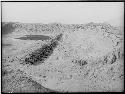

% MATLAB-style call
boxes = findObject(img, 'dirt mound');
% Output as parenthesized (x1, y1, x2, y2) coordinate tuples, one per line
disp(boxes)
(2, 22, 124, 92)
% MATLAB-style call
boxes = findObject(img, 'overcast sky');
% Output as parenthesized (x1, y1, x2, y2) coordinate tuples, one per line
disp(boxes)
(2, 2, 124, 24)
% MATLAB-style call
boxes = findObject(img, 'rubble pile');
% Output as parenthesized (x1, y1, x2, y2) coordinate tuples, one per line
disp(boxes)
(2, 22, 124, 92)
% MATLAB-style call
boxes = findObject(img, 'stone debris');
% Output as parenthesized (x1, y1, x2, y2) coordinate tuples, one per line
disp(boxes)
(2, 22, 124, 92)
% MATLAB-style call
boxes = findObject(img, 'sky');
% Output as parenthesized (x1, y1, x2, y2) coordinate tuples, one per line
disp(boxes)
(2, 2, 124, 25)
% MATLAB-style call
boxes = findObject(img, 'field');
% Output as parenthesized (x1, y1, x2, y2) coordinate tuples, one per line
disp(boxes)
(2, 22, 124, 92)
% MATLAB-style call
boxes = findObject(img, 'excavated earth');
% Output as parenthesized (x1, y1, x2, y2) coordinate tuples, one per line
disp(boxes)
(2, 22, 124, 92)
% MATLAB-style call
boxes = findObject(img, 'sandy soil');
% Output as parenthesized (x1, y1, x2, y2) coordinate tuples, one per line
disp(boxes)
(2, 22, 124, 92)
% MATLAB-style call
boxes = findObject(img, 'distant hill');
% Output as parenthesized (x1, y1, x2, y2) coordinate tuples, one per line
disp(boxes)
(2, 22, 123, 37)
(2, 22, 16, 35)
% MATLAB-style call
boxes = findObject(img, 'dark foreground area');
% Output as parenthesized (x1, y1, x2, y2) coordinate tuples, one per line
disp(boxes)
(2, 69, 59, 93)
